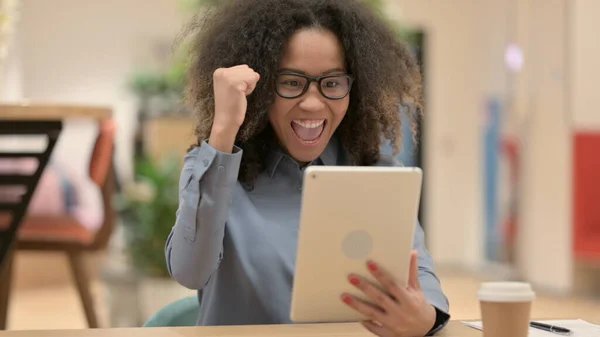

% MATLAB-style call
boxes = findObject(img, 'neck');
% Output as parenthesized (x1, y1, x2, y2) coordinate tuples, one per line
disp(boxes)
(297, 160, 311, 168)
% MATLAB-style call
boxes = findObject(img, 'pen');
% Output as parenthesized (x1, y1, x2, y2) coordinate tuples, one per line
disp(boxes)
(530, 321, 573, 336)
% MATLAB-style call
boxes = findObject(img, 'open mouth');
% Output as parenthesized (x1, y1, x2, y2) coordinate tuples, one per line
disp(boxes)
(291, 119, 326, 145)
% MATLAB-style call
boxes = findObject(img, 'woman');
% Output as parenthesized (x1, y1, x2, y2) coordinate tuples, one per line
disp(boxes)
(165, 0, 450, 335)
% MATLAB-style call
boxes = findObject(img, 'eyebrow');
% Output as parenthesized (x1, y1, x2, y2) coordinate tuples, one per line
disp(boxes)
(280, 67, 346, 75)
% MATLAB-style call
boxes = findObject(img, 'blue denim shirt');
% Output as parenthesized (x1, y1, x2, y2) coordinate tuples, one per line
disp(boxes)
(165, 137, 450, 334)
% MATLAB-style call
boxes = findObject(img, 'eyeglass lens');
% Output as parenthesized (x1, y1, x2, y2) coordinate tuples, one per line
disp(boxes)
(276, 74, 351, 99)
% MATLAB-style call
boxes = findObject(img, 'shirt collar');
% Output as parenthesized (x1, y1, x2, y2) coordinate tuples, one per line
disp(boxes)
(266, 136, 339, 178)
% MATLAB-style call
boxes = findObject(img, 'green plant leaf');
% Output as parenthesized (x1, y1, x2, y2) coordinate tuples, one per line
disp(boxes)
(117, 155, 182, 277)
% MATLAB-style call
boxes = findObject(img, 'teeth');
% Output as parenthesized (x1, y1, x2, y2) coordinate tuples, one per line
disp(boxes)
(292, 119, 325, 129)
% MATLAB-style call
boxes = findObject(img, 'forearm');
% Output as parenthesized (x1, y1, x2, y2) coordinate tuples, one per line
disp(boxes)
(165, 141, 242, 289)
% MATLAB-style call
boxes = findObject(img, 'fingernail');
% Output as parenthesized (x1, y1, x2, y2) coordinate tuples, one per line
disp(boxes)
(349, 276, 360, 286)
(342, 295, 353, 304)
(367, 261, 378, 272)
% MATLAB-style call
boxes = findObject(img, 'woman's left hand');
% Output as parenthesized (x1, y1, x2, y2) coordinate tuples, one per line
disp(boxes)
(341, 251, 437, 337)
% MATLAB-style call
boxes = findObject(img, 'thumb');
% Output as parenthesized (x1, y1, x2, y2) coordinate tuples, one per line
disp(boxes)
(408, 250, 421, 290)
(244, 80, 257, 96)
(236, 81, 250, 94)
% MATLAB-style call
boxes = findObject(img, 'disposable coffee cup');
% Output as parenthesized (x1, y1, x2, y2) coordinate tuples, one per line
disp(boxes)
(477, 282, 536, 337)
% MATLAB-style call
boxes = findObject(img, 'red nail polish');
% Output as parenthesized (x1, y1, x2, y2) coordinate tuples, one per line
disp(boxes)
(342, 295, 353, 304)
(367, 261, 378, 272)
(349, 276, 360, 286)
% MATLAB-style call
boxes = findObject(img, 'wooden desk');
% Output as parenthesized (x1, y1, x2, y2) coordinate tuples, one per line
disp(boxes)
(0, 104, 112, 121)
(0, 321, 479, 337)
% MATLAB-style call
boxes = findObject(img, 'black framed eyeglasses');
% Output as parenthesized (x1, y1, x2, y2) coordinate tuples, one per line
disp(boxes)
(275, 71, 354, 100)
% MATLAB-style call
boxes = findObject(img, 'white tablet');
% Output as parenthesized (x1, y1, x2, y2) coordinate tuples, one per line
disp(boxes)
(290, 165, 423, 323)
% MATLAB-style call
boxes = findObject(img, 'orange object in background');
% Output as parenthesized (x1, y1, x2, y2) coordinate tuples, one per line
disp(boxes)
(501, 139, 519, 264)
(573, 132, 600, 262)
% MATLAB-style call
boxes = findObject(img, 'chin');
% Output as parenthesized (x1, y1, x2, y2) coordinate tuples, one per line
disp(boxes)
(288, 149, 323, 164)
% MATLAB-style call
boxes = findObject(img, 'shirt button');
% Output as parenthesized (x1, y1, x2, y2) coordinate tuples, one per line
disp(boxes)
(297, 184, 303, 191)
(218, 165, 225, 172)
(203, 159, 209, 167)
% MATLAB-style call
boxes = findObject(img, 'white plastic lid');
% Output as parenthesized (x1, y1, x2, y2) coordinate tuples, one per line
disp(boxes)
(477, 282, 536, 303)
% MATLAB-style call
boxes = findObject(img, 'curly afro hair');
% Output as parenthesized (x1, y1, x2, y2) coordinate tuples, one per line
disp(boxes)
(183, 0, 423, 185)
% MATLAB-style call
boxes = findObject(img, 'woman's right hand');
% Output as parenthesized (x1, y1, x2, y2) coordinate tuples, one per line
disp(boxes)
(209, 65, 261, 153)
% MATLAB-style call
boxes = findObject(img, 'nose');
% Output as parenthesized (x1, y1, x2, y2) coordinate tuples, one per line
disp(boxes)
(298, 82, 325, 112)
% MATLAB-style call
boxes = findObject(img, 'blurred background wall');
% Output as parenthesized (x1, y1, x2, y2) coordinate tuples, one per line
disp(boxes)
(1, 0, 599, 330)
(387, 0, 600, 294)
(1, 0, 186, 180)
(571, 0, 600, 129)
(3, 0, 600, 289)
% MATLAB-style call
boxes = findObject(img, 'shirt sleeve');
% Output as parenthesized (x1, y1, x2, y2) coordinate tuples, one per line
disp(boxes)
(165, 140, 242, 289)
(413, 221, 451, 335)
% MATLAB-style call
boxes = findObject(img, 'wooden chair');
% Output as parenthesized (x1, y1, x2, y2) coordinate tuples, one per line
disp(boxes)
(0, 119, 117, 329)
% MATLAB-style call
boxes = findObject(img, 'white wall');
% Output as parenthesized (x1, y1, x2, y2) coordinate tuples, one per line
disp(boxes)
(387, 0, 512, 269)
(389, 0, 576, 293)
(17, 0, 185, 179)
(571, 0, 600, 130)
(0, 3, 23, 101)
(514, 0, 572, 293)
